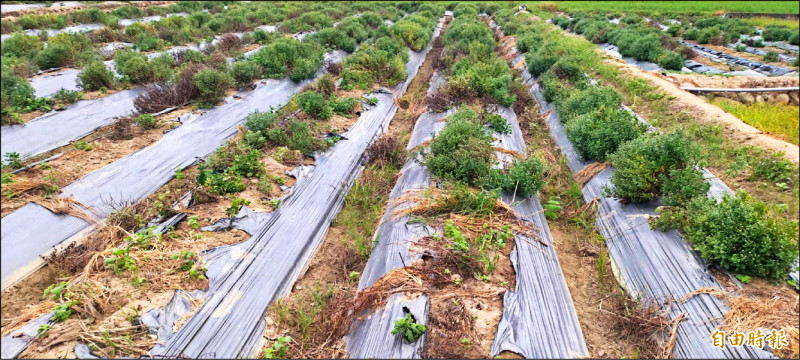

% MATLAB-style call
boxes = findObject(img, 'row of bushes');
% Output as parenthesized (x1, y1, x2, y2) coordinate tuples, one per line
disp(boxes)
(1, 2, 231, 33)
(424, 106, 546, 198)
(426, 16, 522, 110)
(339, 7, 442, 90)
(551, 14, 687, 70)
(505, 12, 798, 282)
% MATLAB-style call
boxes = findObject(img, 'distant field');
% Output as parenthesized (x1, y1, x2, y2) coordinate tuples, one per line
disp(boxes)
(745, 16, 800, 30)
(530, 1, 800, 15)
(711, 98, 800, 145)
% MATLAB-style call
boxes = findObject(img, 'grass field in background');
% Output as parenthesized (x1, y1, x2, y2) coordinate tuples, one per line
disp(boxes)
(529, 1, 800, 15)
(711, 98, 800, 145)
(745, 17, 800, 30)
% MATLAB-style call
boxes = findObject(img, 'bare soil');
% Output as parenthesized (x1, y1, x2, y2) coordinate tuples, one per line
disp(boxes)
(669, 74, 799, 89)
(1, 1, 178, 20)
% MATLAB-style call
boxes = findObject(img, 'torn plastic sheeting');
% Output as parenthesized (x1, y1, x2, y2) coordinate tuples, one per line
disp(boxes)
(0, 313, 50, 359)
(351, 62, 587, 358)
(681, 40, 793, 76)
(521, 52, 773, 358)
(1, 87, 141, 161)
(139, 289, 207, 343)
(491, 192, 588, 358)
(148, 20, 443, 358)
(344, 293, 429, 359)
(200, 206, 274, 236)
(728, 42, 797, 63)
(118, 12, 188, 27)
(0, 51, 348, 290)
(0, 210, 195, 359)
(149, 90, 400, 358)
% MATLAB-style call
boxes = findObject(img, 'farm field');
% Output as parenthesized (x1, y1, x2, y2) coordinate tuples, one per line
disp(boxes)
(1, 2, 798, 359)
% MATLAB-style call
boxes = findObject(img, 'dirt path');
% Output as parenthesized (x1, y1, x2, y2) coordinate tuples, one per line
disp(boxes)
(669, 74, 799, 88)
(608, 58, 799, 163)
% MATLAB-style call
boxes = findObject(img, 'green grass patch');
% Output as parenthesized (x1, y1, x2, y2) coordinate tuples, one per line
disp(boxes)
(711, 98, 799, 145)
(532, 1, 800, 15)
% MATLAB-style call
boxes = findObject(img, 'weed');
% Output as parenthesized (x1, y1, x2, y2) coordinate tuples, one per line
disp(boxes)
(43, 281, 68, 300)
(543, 199, 562, 220)
(71, 139, 95, 151)
(392, 313, 426, 342)
(188, 215, 200, 230)
(226, 197, 251, 218)
(135, 113, 157, 130)
(4, 152, 23, 169)
(37, 324, 50, 338)
(174, 167, 184, 181)
(349, 271, 360, 282)
(735, 274, 751, 284)
(263, 336, 291, 359)
(366, 97, 379, 106)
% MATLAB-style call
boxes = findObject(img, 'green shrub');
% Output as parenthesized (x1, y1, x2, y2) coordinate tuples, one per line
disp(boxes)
(565, 107, 646, 161)
(683, 191, 798, 281)
(150, 53, 176, 83)
(286, 120, 321, 154)
(307, 28, 357, 53)
(629, 33, 663, 62)
(609, 131, 702, 203)
(250, 38, 324, 82)
(657, 51, 685, 71)
(51, 88, 83, 105)
(231, 61, 262, 86)
(203, 170, 247, 195)
(297, 91, 332, 119)
(331, 96, 359, 115)
(499, 155, 546, 197)
(392, 313, 426, 343)
(230, 149, 264, 178)
(244, 110, 279, 136)
(78, 61, 114, 91)
(763, 51, 779, 63)
(136, 113, 157, 130)
(117, 52, 154, 84)
(1, 33, 43, 59)
(193, 69, 234, 105)
(484, 113, 511, 134)
(557, 86, 622, 123)
(789, 33, 799, 45)
(34, 43, 71, 69)
(762, 25, 793, 42)
(253, 29, 278, 45)
(424, 107, 496, 188)
(244, 130, 266, 149)
(340, 37, 408, 90)
(659, 168, 710, 207)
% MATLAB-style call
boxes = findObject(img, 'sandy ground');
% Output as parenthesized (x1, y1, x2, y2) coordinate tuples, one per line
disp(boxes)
(669, 74, 799, 88)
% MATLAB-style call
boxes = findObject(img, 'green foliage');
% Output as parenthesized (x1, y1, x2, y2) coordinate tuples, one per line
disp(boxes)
(499, 155, 546, 198)
(565, 107, 646, 161)
(225, 197, 251, 218)
(251, 38, 324, 82)
(657, 51, 685, 71)
(43, 281, 68, 301)
(231, 61, 262, 86)
(483, 113, 511, 134)
(608, 131, 703, 203)
(297, 91, 333, 120)
(391, 313, 426, 343)
(104, 246, 137, 273)
(52, 88, 83, 105)
(1, 33, 43, 59)
(230, 149, 264, 178)
(4, 152, 23, 169)
(193, 69, 234, 105)
(341, 37, 409, 90)
(71, 139, 95, 151)
(51, 301, 80, 323)
(203, 170, 247, 195)
(136, 113, 157, 130)
(682, 191, 798, 281)
(330, 96, 360, 115)
(78, 60, 114, 91)
(659, 168, 710, 207)
(763, 51, 779, 63)
(307, 28, 357, 53)
(262, 336, 291, 359)
(557, 86, 622, 123)
(424, 107, 496, 188)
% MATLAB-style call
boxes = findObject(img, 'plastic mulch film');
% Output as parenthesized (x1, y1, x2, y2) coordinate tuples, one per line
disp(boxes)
(345, 62, 587, 359)
(505, 33, 774, 357)
(144, 19, 445, 359)
(1, 87, 142, 161)
(0, 212, 187, 359)
(680, 40, 795, 76)
(0, 50, 348, 290)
